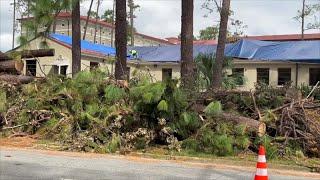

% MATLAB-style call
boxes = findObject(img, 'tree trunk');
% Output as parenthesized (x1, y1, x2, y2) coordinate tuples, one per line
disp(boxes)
(212, 0, 231, 89)
(0, 49, 55, 61)
(220, 112, 265, 134)
(83, 0, 94, 40)
(180, 0, 195, 88)
(93, 0, 101, 43)
(111, 0, 116, 47)
(0, 75, 34, 84)
(128, 0, 135, 46)
(115, 0, 127, 80)
(72, 0, 81, 76)
(301, 0, 306, 40)
(0, 60, 23, 74)
(12, 0, 16, 49)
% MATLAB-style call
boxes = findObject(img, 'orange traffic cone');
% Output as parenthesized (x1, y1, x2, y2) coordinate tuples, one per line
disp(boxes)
(254, 145, 268, 180)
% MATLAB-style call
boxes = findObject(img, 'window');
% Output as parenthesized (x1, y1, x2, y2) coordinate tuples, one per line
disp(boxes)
(232, 68, 244, 85)
(26, 60, 37, 76)
(60, 66, 67, 76)
(257, 68, 270, 85)
(309, 68, 320, 86)
(162, 68, 172, 81)
(278, 68, 291, 85)
(90, 62, 99, 71)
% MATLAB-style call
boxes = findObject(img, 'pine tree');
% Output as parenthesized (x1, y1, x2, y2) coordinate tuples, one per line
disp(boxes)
(180, 0, 195, 89)
(72, 0, 81, 76)
(212, 0, 231, 88)
(114, 0, 127, 80)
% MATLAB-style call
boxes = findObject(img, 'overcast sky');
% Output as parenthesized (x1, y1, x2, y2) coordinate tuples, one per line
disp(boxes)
(0, 0, 319, 52)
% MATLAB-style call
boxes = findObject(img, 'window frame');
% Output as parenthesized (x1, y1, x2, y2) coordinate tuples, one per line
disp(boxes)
(309, 68, 320, 86)
(277, 68, 291, 86)
(162, 68, 173, 81)
(60, 65, 68, 76)
(257, 68, 270, 85)
(232, 68, 245, 86)
(26, 59, 37, 76)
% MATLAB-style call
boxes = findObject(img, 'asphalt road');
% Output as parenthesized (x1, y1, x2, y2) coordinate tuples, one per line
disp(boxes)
(0, 149, 317, 180)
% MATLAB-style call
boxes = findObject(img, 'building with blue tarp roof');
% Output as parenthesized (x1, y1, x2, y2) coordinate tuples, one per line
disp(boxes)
(10, 33, 320, 90)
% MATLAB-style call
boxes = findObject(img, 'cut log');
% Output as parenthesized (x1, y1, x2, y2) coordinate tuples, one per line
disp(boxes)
(0, 49, 55, 61)
(0, 60, 24, 74)
(20, 49, 55, 59)
(220, 112, 266, 135)
(0, 75, 34, 84)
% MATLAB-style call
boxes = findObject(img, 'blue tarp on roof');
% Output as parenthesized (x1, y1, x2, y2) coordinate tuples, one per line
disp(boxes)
(50, 33, 116, 56)
(227, 39, 320, 63)
(129, 39, 320, 63)
(128, 44, 234, 62)
(49, 33, 319, 63)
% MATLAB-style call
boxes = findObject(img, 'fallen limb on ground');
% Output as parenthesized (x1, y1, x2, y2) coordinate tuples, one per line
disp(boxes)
(220, 112, 266, 136)
(0, 74, 34, 84)
(0, 60, 24, 74)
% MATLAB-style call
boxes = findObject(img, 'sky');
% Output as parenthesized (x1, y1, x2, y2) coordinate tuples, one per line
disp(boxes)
(0, 0, 319, 52)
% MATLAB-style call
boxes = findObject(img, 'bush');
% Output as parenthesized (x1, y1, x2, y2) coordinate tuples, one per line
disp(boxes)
(204, 101, 222, 117)
(171, 112, 201, 140)
(104, 85, 126, 104)
(182, 122, 251, 156)
(107, 134, 120, 153)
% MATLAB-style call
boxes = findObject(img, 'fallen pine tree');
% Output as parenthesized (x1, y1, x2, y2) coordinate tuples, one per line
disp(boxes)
(0, 70, 319, 167)
(0, 60, 24, 74)
(0, 74, 34, 84)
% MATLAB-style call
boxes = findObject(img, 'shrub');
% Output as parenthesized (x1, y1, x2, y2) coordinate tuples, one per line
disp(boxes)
(171, 112, 201, 140)
(104, 85, 126, 104)
(107, 134, 120, 153)
(204, 101, 222, 117)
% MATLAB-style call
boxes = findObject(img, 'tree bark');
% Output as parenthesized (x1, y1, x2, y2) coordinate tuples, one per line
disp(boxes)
(301, 0, 306, 40)
(0, 60, 23, 73)
(128, 0, 135, 46)
(83, 0, 94, 40)
(0, 49, 55, 61)
(212, 0, 231, 89)
(220, 112, 265, 134)
(111, 0, 116, 47)
(115, 0, 127, 80)
(0, 75, 34, 84)
(72, 0, 81, 76)
(180, 0, 195, 88)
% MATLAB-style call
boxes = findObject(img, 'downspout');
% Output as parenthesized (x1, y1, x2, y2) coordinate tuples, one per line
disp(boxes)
(295, 63, 299, 87)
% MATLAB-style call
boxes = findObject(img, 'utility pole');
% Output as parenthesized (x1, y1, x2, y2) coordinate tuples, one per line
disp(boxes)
(301, 0, 306, 40)
(93, 0, 101, 43)
(12, 0, 16, 49)
(110, 0, 115, 47)
(128, 0, 134, 46)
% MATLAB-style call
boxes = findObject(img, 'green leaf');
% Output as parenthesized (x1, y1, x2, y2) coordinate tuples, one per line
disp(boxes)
(204, 101, 222, 117)
(157, 100, 168, 112)
(142, 92, 153, 103)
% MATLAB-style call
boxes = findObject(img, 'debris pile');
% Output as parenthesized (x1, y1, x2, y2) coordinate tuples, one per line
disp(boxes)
(0, 70, 319, 163)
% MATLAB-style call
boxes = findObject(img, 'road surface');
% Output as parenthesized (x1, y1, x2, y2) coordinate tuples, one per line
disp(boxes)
(0, 148, 318, 180)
